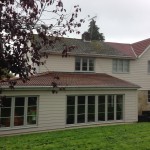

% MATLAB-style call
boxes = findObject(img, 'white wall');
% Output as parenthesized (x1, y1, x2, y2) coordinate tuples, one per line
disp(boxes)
(96, 48, 150, 90)
(39, 55, 75, 73)
(39, 47, 150, 90)
(0, 89, 137, 136)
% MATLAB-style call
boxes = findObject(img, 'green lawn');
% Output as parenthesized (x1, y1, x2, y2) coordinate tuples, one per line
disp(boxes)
(0, 123, 150, 150)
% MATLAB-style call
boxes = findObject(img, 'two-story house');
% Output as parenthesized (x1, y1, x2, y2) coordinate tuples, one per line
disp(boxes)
(1, 37, 148, 136)
(39, 38, 150, 115)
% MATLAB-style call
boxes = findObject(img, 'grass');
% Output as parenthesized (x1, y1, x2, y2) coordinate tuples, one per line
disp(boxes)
(0, 123, 150, 150)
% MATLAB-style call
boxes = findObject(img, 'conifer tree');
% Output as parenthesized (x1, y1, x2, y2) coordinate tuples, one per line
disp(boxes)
(88, 19, 105, 41)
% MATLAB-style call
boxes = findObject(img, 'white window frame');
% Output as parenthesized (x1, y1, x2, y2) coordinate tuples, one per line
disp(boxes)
(0, 96, 38, 129)
(75, 57, 95, 72)
(113, 59, 130, 73)
(66, 94, 124, 125)
(148, 61, 150, 74)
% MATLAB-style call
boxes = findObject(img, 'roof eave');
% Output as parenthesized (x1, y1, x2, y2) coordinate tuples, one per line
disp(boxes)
(1, 85, 140, 91)
(41, 51, 136, 60)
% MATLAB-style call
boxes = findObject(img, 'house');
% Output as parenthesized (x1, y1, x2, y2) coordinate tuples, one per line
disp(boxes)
(1, 36, 149, 135)
(39, 38, 150, 115)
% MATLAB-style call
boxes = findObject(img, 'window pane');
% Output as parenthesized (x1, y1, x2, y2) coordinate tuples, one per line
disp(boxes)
(89, 59, 94, 71)
(67, 115, 75, 124)
(15, 97, 25, 106)
(28, 97, 37, 106)
(77, 114, 85, 123)
(113, 60, 117, 72)
(78, 105, 85, 114)
(116, 95, 123, 120)
(88, 96, 95, 104)
(0, 118, 10, 127)
(14, 97, 25, 126)
(67, 106, 75, 114)
(108, 95, 114, 121)
(1, 108, 11, 117)
(98, 104, 105, 113)
(15, 107, 24, 116)
(98, 96, 105, 104)
(1, 98, 11, 107)
(66, 96, 75, 125)
(118, 60, 123, 72)
(108, 112, 114, 120)
(116, 112, 123, 120)
(82, 58, 87, 71)
(27, 96, 37, 125)
(98, 113, 105, 121)
(88, 105, 95, 113)
(88, 114, 95, 122)
(75, 58, 81, 71)
(123, 60, 129, 72)
(148, 91, 150, 102)
(14, 117, 24, 126)
(78, 96, 85, 104)
(67, 96, 75, 105)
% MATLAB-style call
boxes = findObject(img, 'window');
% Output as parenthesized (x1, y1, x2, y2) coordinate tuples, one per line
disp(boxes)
(75, 57, 94, 72)
(66, 95, 124, 125)
(148, 61, 150, 73)
(0, 96, 38, 128)
(113, 59, 129, 73)
(148, 91, 150, 102)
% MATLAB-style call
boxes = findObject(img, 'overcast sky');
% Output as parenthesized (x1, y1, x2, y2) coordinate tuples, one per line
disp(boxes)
(59, 0, 150, 43)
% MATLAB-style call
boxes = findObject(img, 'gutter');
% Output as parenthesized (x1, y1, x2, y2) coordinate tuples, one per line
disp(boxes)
(41, 51, 136, 60)
(1, 85, 140, 91)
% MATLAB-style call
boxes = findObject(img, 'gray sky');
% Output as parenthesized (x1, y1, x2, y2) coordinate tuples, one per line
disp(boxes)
(60, 0, 150, 43)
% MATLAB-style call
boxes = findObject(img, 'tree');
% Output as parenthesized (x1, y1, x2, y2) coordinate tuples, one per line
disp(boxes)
(87, 19, 105, 41)
(0, 0, 84, 82)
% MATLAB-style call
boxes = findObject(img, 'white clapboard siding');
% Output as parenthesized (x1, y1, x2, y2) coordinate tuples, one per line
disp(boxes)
(39, 55, 75, 73)
(95, 48, 150, 90)
(0, 89, 138, 136)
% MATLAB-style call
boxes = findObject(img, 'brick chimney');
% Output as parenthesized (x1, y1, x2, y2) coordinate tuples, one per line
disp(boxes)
(82, 32, 91, 42)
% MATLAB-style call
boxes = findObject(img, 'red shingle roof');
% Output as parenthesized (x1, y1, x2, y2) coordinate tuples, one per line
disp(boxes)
(1, 72, 139, 89)
(106, 42, 136, 58)
(132, 38, 150, 56)
(106, 38, 150, 58)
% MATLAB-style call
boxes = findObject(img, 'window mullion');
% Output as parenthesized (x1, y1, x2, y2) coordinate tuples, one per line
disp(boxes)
(85, 96, 88, 123)
(105, 95, 108, 122)
(80, 58, 82, 71)
(75, 96, 77, 124)
(11, 97, 15, 127)
(114, 95, 116, 121)
(87, 59, 89, 71)
(24, 97, 28, 126)
(95, 96, 98, 122)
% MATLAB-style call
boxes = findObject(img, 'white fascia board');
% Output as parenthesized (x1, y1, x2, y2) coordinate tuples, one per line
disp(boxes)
(138, 45, 150, 58)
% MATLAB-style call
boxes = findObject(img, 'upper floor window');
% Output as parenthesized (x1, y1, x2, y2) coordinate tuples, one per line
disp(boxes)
(75, 57, 94, 72)
(148, 61, 150, 73)
(113, 59, 129, 73)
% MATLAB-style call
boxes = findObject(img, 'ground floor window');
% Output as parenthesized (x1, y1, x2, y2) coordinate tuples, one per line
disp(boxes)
(148, 91, 150, 102)
(0, 96, 38, 128)
(66, 95, 124, 124)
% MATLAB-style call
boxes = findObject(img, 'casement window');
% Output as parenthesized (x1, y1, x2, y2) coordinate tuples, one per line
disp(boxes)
(148, 61, 150, 73)
(75, 57, 94, 72)
(66, 95, 124, 125)
(0, 96, 38, 128)
(113, 59, 129, 73)
(148, 91, 150, 102)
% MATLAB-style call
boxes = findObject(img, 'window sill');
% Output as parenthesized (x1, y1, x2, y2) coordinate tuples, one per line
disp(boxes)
(112, 72, 130, 74)
(0, 125, 38, 131)
(74, 71, 95, 73)
(66, 120, 124, 127)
